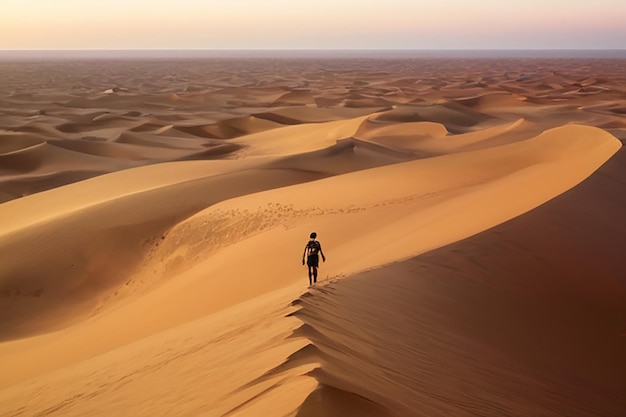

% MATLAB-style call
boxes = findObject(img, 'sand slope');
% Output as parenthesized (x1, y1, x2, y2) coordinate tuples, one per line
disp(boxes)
(291, 143, 626, 416)
(0, 57, 624, 416)
(0, 121, 620, 416)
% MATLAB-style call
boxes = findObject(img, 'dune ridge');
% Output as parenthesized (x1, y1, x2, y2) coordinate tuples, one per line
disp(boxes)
(0, 57, 624, 416)
(287, 141, 626, 417)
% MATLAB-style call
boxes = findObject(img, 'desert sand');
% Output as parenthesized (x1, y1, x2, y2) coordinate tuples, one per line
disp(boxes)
(0, 56, 625, 416)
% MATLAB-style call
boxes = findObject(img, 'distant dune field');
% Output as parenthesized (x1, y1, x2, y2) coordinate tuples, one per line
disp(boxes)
(0, 57, 624, 416)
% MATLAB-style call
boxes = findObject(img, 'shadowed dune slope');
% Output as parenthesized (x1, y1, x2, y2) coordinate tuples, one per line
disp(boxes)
(290, 144, 626, 417)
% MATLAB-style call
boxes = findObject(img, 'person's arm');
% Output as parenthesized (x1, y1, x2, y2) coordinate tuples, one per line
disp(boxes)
(319, 244, 326, 262)
(302, 245, 307, 265)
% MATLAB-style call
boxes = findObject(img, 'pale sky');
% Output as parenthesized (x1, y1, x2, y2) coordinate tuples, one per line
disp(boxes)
(1, 0, 625, 50)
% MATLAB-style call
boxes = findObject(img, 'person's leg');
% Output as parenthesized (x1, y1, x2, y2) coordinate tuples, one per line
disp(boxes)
(307, 266, 313, 285)
(313, 266, 318, 283)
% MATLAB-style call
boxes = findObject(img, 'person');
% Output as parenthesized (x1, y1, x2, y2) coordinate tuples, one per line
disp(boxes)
(302, 232, 326, 286)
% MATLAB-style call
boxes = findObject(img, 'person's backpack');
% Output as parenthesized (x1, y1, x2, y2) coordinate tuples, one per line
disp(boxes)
(307, 240, 320, 255)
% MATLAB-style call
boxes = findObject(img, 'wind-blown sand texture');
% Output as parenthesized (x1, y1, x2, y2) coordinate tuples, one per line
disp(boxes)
(0, 57, 625, 416)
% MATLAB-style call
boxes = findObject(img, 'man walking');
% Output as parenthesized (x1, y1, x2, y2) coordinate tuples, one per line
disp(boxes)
(302, 232, 326, 286)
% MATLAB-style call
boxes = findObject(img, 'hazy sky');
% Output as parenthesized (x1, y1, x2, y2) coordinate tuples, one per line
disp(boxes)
(2, 0, 625, 50)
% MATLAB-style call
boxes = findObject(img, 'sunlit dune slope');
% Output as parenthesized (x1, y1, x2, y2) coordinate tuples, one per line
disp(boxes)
(5, 112, 449, 342)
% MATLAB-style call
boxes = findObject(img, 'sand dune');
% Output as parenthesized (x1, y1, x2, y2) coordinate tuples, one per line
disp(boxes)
(231, 114, 373, 157)
(0, 132, 47, 153)
(2, 57, 624, 201)
(290, 144, 626, 416)
(355, 118, 542, 156)
(0, 159, 324, 339)
(0, 57, 624, 416)
(176, 116, 285, 139)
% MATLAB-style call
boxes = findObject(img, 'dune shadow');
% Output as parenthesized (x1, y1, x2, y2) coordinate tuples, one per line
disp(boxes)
(295, 384, 397, 417)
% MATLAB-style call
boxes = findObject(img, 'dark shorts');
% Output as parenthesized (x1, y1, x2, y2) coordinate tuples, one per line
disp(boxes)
(307, 255, 319, 267)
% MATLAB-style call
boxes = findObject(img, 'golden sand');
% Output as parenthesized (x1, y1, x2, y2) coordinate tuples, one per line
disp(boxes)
(0, 57, 624, 416)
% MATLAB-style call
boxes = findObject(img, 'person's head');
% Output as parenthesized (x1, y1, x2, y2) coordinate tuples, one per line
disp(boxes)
(310, 232, 317, 239)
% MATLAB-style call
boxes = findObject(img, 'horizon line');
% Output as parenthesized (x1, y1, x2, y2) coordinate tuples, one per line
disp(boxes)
(2, 49, 625, 60)
(3, 48, 626, 51)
